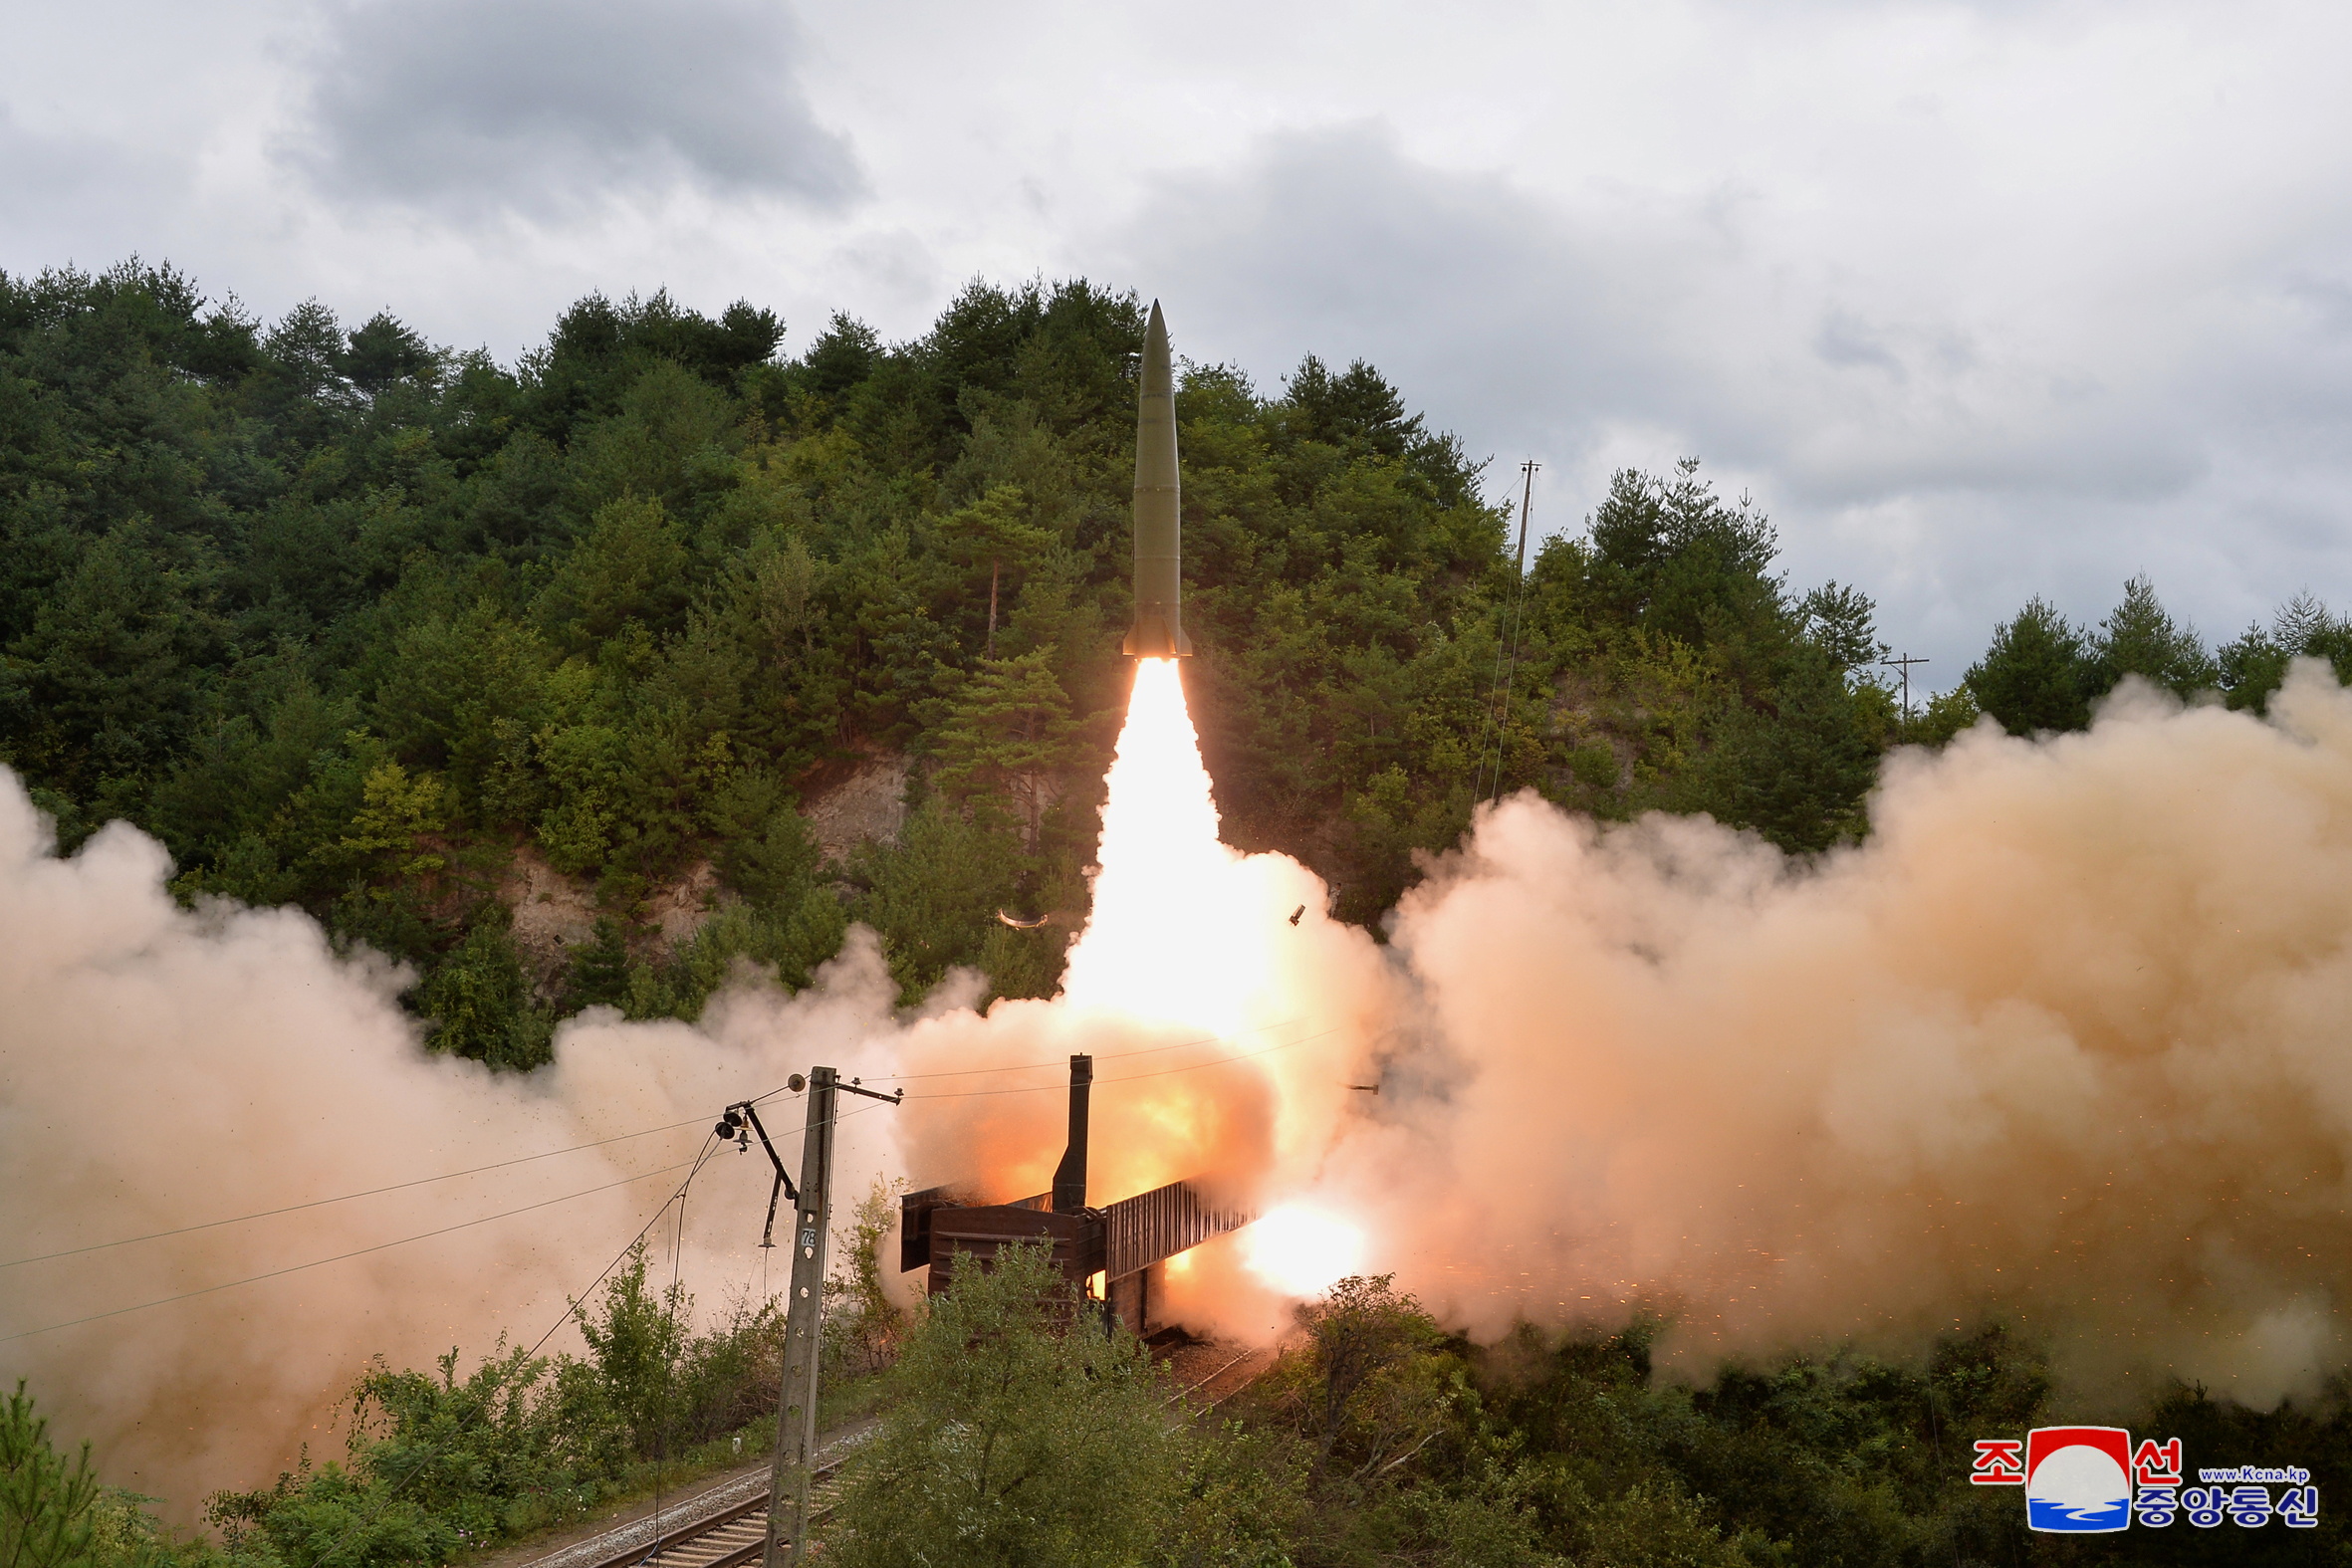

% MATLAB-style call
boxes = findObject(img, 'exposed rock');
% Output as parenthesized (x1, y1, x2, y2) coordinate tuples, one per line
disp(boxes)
(501, 845, 597, 990)
(803, 755, 909, 867)
(647, 859, 721, 947)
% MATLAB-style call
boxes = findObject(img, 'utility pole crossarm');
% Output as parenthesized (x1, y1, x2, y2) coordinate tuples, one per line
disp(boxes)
(1881, 652, 1932, 728)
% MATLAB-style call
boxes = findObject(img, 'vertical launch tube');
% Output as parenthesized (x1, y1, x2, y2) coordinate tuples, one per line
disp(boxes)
(1051, 1053, 1093, 1215)
(1121, 301, 1192, 657)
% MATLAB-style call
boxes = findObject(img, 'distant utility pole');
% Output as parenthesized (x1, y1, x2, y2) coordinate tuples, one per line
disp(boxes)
(1484, 459, 1540, 803)
(763, 1067, 901, 1568)
(1513, 458, 1538, 577)
(1882, 653, 1931, 731)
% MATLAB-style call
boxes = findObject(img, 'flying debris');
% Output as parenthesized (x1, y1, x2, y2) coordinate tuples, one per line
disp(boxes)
(1289, 904, 1305, 925)
(1121, 301, 1192, 657)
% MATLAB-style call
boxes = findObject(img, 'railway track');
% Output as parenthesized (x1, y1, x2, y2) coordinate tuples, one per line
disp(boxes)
(577, 1466, 846, 1568)
(522, 1342, 1261, 1568)
(525, 1442, 865, 1568)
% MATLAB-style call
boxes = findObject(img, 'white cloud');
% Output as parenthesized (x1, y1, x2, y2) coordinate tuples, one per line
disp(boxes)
(296, 0, 861, 216)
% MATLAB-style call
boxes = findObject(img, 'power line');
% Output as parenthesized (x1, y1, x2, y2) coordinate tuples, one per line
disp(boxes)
(0, 1155, 706, 1345)
(895, 1023, 1346, 1101)
(13, 1013, 1329, 1278)
(280, 1137, 725, 1568)
(1, 1117, 714, 1272)
(852, 1014, 1311, 1083)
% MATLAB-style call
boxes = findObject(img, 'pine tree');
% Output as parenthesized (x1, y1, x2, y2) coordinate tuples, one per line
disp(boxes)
(930, 649, 1080, 847)
(1965, 598, 2096, 735)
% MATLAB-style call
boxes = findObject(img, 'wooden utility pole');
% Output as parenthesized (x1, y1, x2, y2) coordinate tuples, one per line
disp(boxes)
(1486, 459, 1541, 803)
(763, 1066, 836, 1568)
(1513, 458, 1538, 576)
(760, 1068, 899, 1568)
(1882, 652, 1931, 732)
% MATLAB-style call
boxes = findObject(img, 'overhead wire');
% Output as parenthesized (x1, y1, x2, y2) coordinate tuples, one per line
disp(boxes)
(0, 1152, 708, 1345)
(896, 1023, 1345, 1100)
(1, 1115, 717, 1271)
(10, 1013, 1336, 1281)
(845, 1014, 1311, 1083)
(285, 1135, 726, 1568)
(7, 997, 1339, 1334)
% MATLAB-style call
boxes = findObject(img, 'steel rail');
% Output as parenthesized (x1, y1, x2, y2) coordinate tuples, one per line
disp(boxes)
(583, 1459, 847, 1568)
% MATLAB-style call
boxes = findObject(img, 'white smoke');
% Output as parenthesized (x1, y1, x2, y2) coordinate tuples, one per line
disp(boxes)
(0, 791, 907, 1509)
(1312, 663, 2352, 1408)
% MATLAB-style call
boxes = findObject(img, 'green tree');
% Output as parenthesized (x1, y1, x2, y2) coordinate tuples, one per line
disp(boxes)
(2, 1383, 105, 1568)
(930, 649, 1080, 845)
(2218, 590, 2352, 712)
(822, 1178, 908, 1380)
(1964, 597, 2097, 735)
(534, 496, 690, 650)
(571, 1243, 686, 1460)
(1280, 1273, 1447, 1482)
(1687, 645, 1881, 853)
(417, 913, 553, 1069)
(850, 798, 1028, 1004)
(0, 520, 222, 793)
(935, 485, 1053, 656)
(1586, 459, 1782, 655)
(2091, 573, 2216, 698)
(828, 1241, 1179, 1568)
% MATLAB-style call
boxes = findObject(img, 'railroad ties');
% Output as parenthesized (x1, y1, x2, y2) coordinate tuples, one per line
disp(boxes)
(579, 1475, 845, 1568)
(553, 1452, 857, 1568)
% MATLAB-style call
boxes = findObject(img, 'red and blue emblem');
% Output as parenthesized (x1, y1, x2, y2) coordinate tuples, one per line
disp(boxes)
(2021, 1427, 2132, 1532)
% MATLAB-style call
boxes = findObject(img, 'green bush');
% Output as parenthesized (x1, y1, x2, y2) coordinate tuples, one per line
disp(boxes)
(827, 1241, 1180, 1568)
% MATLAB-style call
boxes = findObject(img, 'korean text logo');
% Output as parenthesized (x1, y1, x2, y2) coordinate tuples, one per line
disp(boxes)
(1972, 1427, 2318, 1533)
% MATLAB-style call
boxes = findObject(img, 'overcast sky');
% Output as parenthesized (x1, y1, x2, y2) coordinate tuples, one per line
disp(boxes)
(5, 0, 2348, 680)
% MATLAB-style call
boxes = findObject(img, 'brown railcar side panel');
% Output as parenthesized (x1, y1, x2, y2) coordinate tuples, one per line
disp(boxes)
(925, 1203, 1105, 1295)
(1101, 1180, 1252, 1279)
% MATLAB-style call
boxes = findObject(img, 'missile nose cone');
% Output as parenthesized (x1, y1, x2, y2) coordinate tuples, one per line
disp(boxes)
(1143, 301, 1171, 397)
(1123, 299, 1192, 657)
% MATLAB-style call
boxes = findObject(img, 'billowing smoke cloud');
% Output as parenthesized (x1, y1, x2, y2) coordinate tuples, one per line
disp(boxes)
(13, 660, 2352, 1510)
(0, 789, 908, 1509)
(1314, 662, 2352, 1407)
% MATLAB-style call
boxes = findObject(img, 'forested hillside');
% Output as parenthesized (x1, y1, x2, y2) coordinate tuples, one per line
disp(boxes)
(4, 261, 2346, 1066)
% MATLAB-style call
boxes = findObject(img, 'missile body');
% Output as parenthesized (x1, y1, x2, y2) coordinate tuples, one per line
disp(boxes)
(1122, 301, 1192, 657)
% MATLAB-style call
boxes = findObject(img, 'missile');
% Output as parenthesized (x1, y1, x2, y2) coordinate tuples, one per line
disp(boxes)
(1121, 300, 1193, 657)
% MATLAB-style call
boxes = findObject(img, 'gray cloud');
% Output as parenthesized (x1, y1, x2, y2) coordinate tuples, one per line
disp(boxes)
(0, 108, 189, 273)
(1100, 122, 2352, 672)
(299, 0, 860, 216)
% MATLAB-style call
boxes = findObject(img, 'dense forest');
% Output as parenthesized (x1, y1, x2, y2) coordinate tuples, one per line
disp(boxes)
(16, 1236, 2352, 1568)
(5, 261, 2349, 1064)
(12, 260, 2352, 1567)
